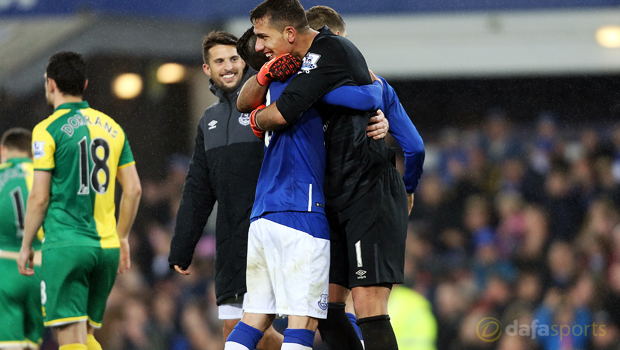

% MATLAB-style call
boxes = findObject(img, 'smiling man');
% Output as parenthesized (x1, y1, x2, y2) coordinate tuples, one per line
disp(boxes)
(168, 30, 283, 350)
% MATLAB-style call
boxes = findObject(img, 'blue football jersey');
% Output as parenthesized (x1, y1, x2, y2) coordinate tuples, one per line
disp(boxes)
(250, 76, 326, 219)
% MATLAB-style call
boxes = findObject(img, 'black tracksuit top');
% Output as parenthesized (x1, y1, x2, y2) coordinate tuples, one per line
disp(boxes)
(168, 68, 263, 305)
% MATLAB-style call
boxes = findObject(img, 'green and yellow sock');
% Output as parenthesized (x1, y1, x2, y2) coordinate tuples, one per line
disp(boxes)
(59, 344, 88, 350)
(86, 334, 103, 350)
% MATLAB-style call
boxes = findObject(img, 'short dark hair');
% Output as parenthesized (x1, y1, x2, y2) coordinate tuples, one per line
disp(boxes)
(1, 128, 32, 156)
(306, 6, 345, 33)
(202, 30, 238, 64)
(237, 27, 270, 71)
(250, 0, 308, 32)
(46, 51, 87, 96)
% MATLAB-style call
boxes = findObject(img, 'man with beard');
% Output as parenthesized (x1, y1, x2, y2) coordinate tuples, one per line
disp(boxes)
(168, 30, 284, 349)
(168, 31, 387, 349)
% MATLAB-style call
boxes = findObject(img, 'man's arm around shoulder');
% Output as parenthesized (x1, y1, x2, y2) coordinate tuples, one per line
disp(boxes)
(237, 74, 269, 113)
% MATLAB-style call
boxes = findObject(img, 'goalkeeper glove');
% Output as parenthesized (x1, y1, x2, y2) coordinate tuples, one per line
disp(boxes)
(256, 54, 302, 86)
(250, 104, 267, 139)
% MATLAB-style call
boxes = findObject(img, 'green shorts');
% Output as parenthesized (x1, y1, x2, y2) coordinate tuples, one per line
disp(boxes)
(41, 246, 119, 328)
(0, 258, 43, 348)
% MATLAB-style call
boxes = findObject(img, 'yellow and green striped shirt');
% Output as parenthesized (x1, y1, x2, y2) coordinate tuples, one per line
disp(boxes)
(32, 101, 135, 250)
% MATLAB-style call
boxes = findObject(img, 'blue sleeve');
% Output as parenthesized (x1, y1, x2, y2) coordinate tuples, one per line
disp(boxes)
(379, 77, 425, 193)
(319, 80, 382, 110)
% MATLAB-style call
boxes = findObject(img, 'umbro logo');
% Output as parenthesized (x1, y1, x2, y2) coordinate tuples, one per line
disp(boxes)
(355, 270, 367, 279)
(208, 120, 217, 130)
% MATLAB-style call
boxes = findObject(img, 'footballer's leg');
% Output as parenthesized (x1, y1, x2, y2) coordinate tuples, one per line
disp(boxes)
(345, 166, 408, 350)
(318, 214, 364, 350)
(55, 322, 88, 349)
(225, 313, 273, 350)
(227, 220, 275, 350)
(219, 298, 245, 341)
(258, 325, 284, 350)
(223, 318, 283, 350)
(345, 294, 364, 346)
(283, 316, 319, 350)
(0, 258, 41, 350)
(223, 319, 237, 343)
(85, 325, 102, 350)
(43, 247, 95, 349)
(85, 247, 119, 350)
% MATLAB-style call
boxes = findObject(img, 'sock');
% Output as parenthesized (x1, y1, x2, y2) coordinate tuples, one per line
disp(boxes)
(59, 344, 88, 350)
(346, 312, 364, 341)
(86, 334, 103, 350)
(318, 303, 364, 350)
(224, 321, 264, 350)
(357, 315, 398, 350)
(281, 328, 314, 350)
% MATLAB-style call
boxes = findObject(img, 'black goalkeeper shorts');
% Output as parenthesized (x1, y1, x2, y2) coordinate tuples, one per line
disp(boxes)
(327, 165, 409, 289)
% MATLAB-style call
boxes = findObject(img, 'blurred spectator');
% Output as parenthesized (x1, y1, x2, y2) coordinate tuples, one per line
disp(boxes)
(500, 156, 546, 203)
(533, 289, 592, 350)
(495, 191, 526, 259)
(576, 198, 619, 276)
(514, 270, 543, 306)
(481, 108, 523, 162)
(515, 204, 549, 266)
(410, 173, 461, 245)
(590, 311, 620, 350)
(122, 297, 153, 350)
(543, 163, 584, 241)
(437, 128, 468, 187)
(530, 112, 562, 175)
(545, 241, 576, 290)
(434, 281, 470, 350)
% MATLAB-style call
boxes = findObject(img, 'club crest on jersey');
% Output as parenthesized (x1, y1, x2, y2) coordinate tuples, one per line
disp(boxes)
(301, 53, 321, 73)
(239, 113, 250, 126)
(33, 142, 45, 159)
(318, 294, 328, 310)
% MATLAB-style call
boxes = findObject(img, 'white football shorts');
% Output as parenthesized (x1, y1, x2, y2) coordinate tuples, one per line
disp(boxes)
(218, 295, 246, 320)
(244, 211, 330, 319)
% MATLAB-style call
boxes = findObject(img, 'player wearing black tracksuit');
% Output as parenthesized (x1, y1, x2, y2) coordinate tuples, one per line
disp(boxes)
(168, 67, 262, 305)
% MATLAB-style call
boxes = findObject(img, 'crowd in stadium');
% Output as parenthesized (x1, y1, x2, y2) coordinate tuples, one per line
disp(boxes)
(33, 109, 620, 350)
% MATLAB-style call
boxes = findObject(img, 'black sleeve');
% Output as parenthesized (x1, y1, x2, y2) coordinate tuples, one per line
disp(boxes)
(276, 37, 370, 124)
(168, 124, 216, 270)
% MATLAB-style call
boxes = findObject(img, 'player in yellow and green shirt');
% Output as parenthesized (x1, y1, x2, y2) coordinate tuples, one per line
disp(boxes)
(17, 51, 142, 350)
(0, 128, 44, 350)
